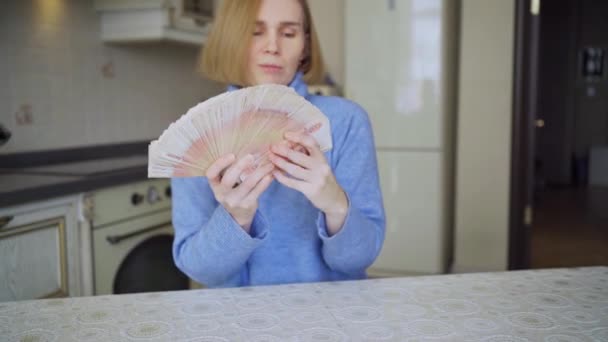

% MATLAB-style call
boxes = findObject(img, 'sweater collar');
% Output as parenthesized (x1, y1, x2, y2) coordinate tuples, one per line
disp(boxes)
(227, 71, 309, 98)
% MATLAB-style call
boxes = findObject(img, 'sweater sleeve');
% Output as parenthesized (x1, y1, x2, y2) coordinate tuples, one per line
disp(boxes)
(317, 101, 386, 275)
(170, 177, 269, 287)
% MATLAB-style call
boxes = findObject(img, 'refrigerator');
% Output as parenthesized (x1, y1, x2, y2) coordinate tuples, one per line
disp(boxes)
(344, 0, 458, 275)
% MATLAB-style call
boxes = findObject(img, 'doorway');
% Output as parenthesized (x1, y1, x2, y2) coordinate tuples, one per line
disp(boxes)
(511, 0, 608, 269)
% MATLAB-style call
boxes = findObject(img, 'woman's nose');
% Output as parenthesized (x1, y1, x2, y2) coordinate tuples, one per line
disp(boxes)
(264, 34, 279, 54)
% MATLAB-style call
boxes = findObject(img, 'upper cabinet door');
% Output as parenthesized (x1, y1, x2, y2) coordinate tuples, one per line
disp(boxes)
(345, 0, 397, 101)
(345, 0, 447, 149)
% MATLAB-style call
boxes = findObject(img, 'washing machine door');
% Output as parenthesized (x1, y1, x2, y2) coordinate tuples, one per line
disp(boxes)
(93, 210, 188, 295)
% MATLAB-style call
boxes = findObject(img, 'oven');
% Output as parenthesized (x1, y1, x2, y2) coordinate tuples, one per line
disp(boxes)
(86, 179, 197, 295)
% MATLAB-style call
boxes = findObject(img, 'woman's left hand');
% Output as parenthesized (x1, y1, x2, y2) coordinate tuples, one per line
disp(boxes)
(269, 131, 348, 235)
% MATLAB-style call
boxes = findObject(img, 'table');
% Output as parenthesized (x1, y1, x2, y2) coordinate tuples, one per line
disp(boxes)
(1, 267, 607, 341)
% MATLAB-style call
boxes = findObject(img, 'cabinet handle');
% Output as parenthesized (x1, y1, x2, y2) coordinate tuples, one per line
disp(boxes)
(105, 222, 171, 245)
(0, 215, 14, 229)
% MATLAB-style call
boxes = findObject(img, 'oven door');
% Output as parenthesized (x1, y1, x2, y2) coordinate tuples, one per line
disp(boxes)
(92, 210, 190, 295)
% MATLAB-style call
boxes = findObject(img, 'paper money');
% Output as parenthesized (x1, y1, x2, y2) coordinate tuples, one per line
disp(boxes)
(148, 84, 332, 178)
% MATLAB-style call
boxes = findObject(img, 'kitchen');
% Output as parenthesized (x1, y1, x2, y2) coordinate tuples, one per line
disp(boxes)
(1, 0, 607, 341)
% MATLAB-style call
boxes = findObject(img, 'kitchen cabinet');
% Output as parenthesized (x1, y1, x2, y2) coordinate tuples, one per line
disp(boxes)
(94, 0, 218, 45)
(375, 151, 447, 275)
(345, 0, 458, 275)
(0, 196, 84, 301)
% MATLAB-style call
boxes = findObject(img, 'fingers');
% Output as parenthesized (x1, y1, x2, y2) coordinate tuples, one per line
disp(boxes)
(206, 154, 236, 186)
(270, 143, 315, 169)
(273, 169, 306, 193)
(285, 140, 309, 155)
(294, 144, 308, 155)
(221, 162, 274, 215)
(219, 154, 254, 191)
(229, 162, 275, 201)
(268, 152, 311, 180)
(284, 131, 322, 158)
(243, 173, 274, 203)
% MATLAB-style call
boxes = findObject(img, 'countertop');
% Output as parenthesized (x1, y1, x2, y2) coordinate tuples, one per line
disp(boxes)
(1, 266, 607, 341)
(0, 143, 150, 208)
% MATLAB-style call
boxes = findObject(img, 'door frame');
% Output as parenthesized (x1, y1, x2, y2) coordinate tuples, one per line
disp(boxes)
(509, 0, 540, 270)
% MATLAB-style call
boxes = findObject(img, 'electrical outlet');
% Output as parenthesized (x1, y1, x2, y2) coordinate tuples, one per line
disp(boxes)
(15, 104, 34, 126)
(101, 61, 115, 79)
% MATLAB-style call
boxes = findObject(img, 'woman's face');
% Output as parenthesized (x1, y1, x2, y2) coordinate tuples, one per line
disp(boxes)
(247, 0, 306, 86)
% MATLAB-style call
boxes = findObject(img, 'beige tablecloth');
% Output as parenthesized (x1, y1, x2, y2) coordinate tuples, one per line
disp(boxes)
(1, 266, 607, 341)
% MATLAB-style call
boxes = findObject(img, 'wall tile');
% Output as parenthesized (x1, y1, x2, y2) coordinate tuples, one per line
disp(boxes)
(2, 0, 222, 153)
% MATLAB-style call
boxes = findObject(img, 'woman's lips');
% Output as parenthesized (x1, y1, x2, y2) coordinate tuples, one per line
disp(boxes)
(259, 64, 283, 74)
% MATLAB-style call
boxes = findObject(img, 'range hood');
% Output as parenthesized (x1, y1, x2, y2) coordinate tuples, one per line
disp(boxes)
(94, 0, 215, 45)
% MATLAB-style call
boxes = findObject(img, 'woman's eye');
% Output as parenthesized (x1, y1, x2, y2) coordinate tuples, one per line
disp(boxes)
(253, 31, 263, 36)
(283, 32, 296, 38)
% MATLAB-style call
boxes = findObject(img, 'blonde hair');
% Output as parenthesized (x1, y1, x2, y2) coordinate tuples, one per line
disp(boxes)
(199, 0, 325, 86)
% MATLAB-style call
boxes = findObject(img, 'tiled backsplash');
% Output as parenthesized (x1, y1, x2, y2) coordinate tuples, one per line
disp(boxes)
(0, 0, 224, 154)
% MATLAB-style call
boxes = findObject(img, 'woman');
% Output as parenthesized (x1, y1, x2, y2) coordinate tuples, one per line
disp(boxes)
(171, 0, 385, 287)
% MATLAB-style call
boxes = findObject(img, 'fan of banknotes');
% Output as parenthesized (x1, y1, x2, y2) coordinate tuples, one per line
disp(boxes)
(148, 84, 332, 178)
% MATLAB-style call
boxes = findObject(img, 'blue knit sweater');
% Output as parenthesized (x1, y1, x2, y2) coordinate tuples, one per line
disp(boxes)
(171, 72, 386, 287)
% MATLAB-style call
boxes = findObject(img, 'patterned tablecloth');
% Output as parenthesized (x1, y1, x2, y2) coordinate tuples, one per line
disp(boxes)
(1, 267, 607, 342)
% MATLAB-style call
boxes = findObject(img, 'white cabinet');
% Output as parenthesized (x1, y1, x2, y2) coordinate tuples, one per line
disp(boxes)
(0, 196, 84, 301)
(345, 0, 457, 275)
(374, 151, 447, 275)
(345, 0, 450, 149)
(344, 1, 396, 125)
(94, 0, 217, 45)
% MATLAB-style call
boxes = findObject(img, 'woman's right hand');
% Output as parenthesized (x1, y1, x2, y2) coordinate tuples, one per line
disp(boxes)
(206, 154, 274, 233)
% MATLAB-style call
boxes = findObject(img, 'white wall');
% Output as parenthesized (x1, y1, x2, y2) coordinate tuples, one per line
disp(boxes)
(452, 0, 516, 272)
(0, 0, 224, 154)
(308, 0, 345, 87)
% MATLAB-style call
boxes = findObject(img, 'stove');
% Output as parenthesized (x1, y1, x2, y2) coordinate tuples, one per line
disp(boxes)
(85, 177, 196, 295)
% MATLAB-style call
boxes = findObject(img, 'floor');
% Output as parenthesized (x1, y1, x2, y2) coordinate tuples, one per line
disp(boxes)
(531, 186, 608, 268)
